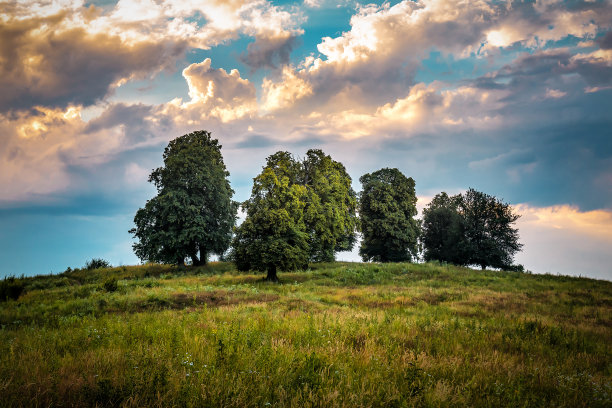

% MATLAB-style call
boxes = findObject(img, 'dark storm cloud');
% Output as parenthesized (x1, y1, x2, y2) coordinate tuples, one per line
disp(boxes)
(0, 14, 187, 113)
(240, 34, 300, 71)
(597, 31, 612, 49)
(234, 134, 276, 148)
(463, 48, 612, 209)
(83, 103, 166, 142)
(474, 48, 612, 97)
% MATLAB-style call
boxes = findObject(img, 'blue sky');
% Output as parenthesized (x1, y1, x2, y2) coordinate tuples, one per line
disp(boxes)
(1, 0, 611, 280)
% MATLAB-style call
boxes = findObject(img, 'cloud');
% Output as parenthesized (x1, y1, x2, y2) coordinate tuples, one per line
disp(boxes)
(241, 33, 301, 70)
(269, 0, 611, 112)
(0, 14, 186, 113)
(234, 133, 276, 148)
(161, 58, 257, 123)
(472, 48, 612, 104)
(597, 30, 612, 49)
(261, 65, 313, 112)
(514, 204, 612, 280)
(2, 0, 612, 213)
(124, 162, 150, 185)
(0, 104, 128, 203)
(545, 88, 567, 99)
(0, 0, 304, 113)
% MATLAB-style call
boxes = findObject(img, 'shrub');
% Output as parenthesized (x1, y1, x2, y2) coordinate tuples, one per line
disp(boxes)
(103, 277, 118, 292)
(505, 264, 525, 272)
(85, 258, 112, 270)
(0, 277, 25, 301)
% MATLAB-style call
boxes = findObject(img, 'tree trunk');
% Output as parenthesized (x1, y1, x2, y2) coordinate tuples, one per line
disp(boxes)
(177, 257, 185, 267)
(198, 249, 207, 266)
(265, 265, 278, 282)
(190, 251, 201, 266)
(481, 264, 486, 270)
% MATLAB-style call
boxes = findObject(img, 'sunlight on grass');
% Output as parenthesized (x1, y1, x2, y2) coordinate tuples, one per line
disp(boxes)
(1, 262, 611, 407)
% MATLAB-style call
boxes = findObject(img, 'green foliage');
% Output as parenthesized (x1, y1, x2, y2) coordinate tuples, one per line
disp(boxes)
(301, 149, 358, 262)
(0, 277, 25, 301)
(130, 130, 237, 266)
(461, 188, 522, 269)
(358, 168, 420, 262)
(85, 258, 112, 270)
(232, 149, 357, 279)
(232, 152, 309, 281)
(103, 277, 118, 292)
(421, 192, 468, 264)
(422, 188, 522, 269)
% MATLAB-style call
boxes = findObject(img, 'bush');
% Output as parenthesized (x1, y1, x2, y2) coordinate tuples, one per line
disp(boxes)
(0, 277, 25, 301)
(85, 258, 112, 270)
(103, 278, 118, 292)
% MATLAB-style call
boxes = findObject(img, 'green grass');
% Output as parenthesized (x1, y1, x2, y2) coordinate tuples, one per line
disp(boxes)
(1, 262, 611, 407)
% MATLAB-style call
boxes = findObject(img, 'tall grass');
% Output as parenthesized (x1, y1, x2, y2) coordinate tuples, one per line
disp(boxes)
(0, 262, 610, 407)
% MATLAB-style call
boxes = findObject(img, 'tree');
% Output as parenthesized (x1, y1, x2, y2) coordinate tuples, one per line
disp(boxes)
(460, 188, 522, 270)
(130, 130, 236, 266)
(84, 258, 112, 270)
(421, 193, 468, 265)
(358, 168, 420, 262)
(231, 149, 357, 280)
(232, 152, 309, 281)
(420, 188, 523, 270)
(301, 149, 358, 262)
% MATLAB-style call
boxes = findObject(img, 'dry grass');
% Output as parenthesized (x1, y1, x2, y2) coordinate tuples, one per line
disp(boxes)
(0, 261, 611, 407)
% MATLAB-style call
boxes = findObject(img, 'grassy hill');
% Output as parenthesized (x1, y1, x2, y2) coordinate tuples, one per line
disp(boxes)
(1, 262, 611, 407)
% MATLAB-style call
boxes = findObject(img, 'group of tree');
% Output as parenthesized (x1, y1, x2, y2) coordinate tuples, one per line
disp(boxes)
(421, 189, 523, 270)
(130, 131, 522, 281)
(231, 150, 358, 281)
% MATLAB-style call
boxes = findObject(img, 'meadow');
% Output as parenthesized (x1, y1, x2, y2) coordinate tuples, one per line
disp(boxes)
(1, 262, 611, 407)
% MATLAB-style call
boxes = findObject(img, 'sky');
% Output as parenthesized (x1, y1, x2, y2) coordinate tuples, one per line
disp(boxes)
(1, 0, 611, 280)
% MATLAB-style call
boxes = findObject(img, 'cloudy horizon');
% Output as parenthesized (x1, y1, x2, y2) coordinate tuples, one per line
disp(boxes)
(1, 0, 611, 280)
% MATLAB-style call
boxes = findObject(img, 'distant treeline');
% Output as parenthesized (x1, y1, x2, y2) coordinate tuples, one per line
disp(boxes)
(130, 130, 522, 281)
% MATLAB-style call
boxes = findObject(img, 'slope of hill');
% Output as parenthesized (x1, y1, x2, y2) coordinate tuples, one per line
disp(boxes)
(1, 262, 611, 407)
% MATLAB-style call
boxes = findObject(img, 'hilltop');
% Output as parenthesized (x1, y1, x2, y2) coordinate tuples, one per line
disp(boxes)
(1, 262, 611, 407)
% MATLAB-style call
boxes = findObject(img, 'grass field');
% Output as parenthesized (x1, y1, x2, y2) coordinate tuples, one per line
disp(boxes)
(1, 262, 611, 407)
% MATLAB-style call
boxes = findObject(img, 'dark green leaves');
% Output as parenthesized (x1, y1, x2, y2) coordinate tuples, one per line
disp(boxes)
(422, 188, 522, 269)
(130, 130, 236, 266)
(359, 168, 420, 262)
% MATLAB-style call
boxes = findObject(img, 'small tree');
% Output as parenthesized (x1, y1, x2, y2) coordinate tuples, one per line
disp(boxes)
(232, 152, 309, 281)
(359, 168, 420, 262)
(461, 188, 522, 270)
(421, 193, 468, 265)
(130, 130, 237, 266)
(84, 258, 112, 270)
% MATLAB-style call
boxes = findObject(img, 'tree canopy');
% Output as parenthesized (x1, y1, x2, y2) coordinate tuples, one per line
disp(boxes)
(358, 168, 420, 262)
(130, 130, 236, 266)
(232, 149, 357, 280)
(422, 188, 522, 269)
(232, 152, 309, 281)
(421, 192, 468, 265)
(301, 149, 358, 262)
(461, 188, 522, 269)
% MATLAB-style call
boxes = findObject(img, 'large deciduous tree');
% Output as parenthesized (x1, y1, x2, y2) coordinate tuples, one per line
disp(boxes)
(130, 130, 236, 266)
(232, 149, 357, 281)
(358, 168, 420, 262)
(421, 188, 523, 270)
(301, 149, 358, 262)
(421, 192, 468, 265)
(232, 152, 309, 281)
(460, 188, 522, 270)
